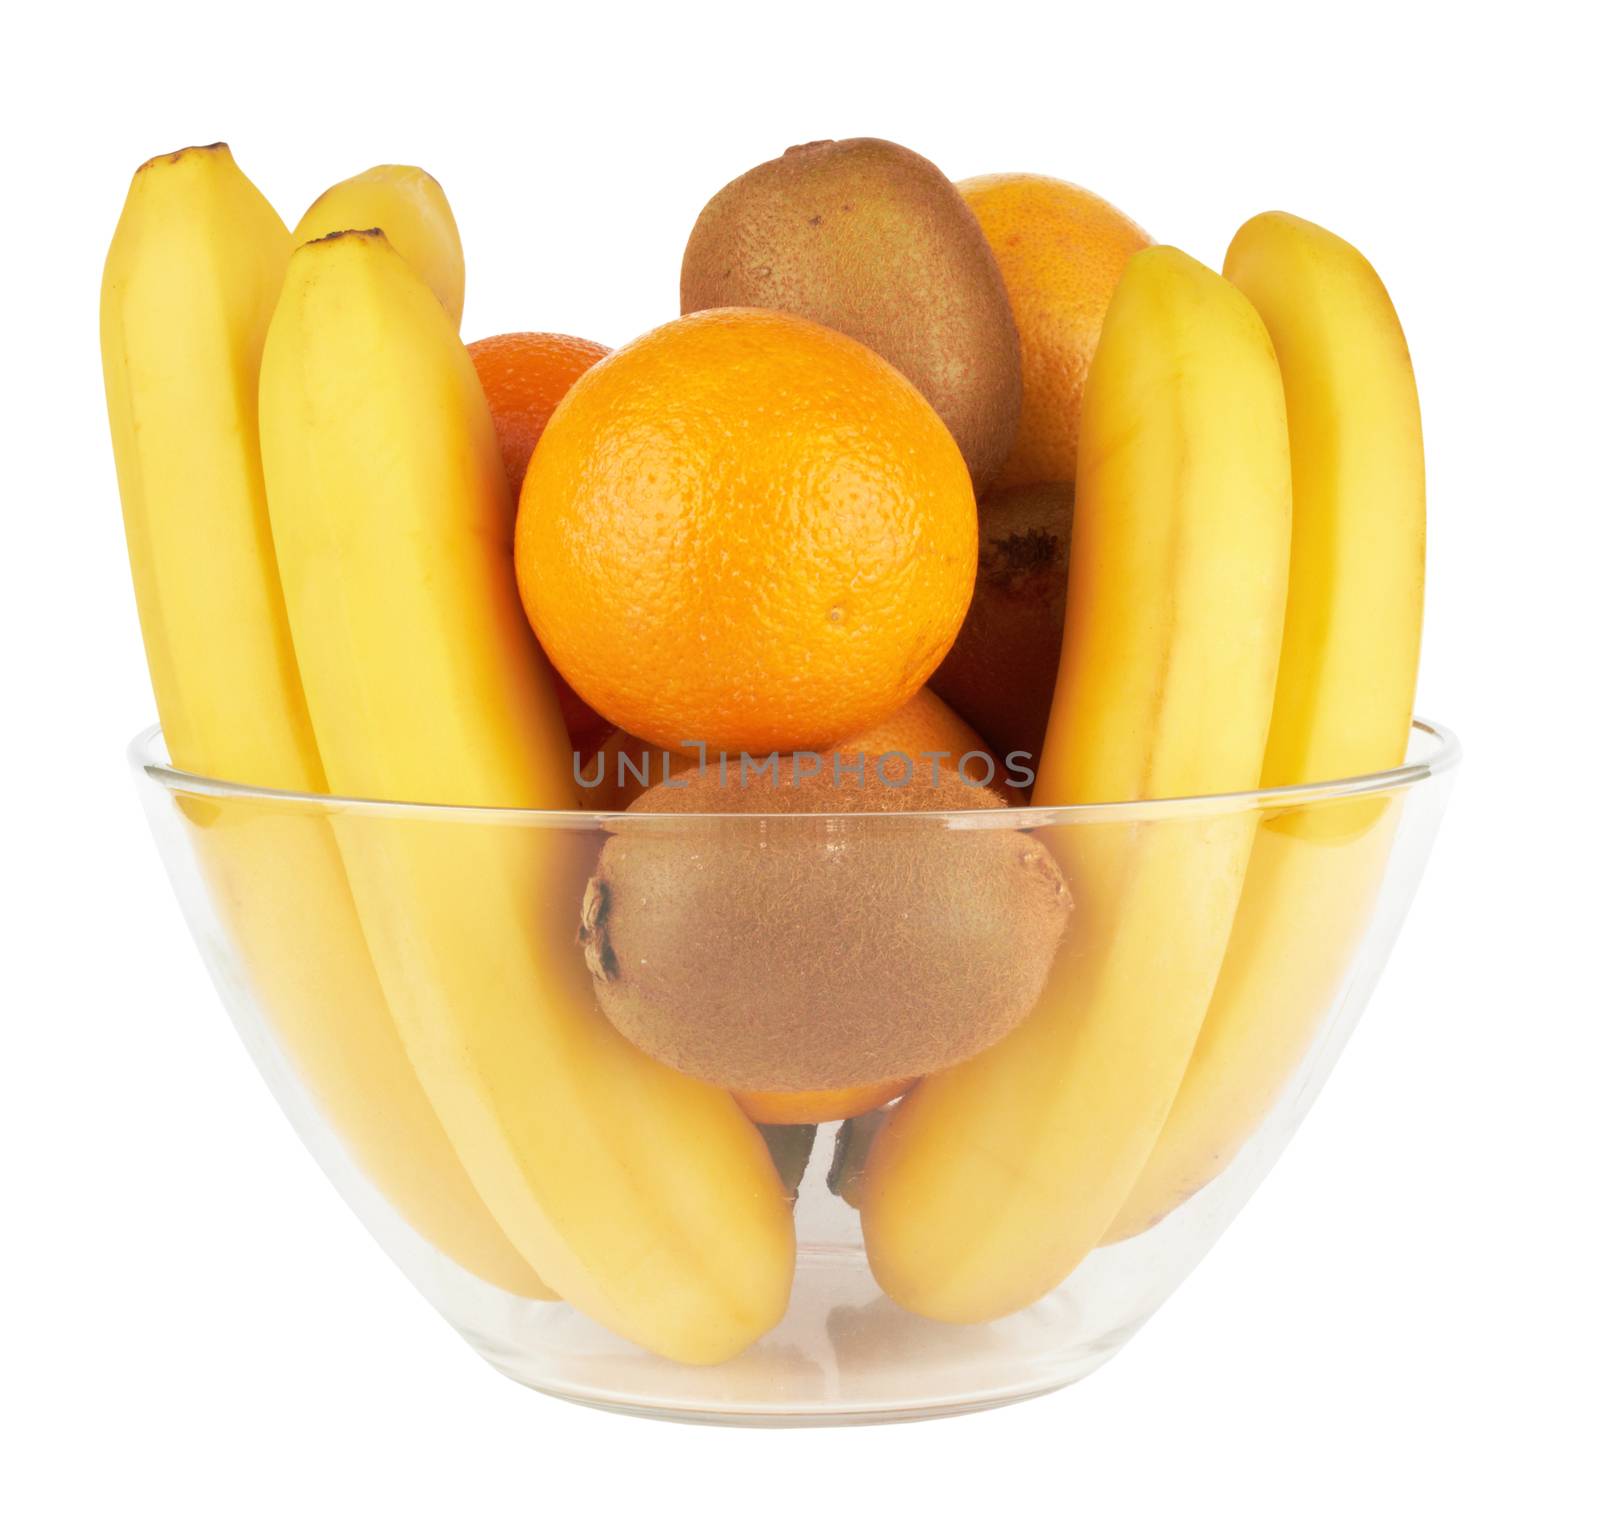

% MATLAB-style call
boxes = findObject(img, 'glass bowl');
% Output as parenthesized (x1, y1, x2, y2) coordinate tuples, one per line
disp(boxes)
(129, 719, 1457, 1425)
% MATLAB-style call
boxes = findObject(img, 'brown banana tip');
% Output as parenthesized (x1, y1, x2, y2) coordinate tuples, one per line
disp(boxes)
(306, 227, 386, 245)
(138, 141, 229, 173)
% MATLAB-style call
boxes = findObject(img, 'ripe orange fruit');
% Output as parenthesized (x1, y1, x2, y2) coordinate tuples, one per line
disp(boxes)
(844, 686, 1021, 800)
(468, 330, 611, 495)
(577, 686, 1020, 811)
(516, 308, 977, 756)
(469, 330, 612, 754)
(958, 174, 1150, 489)
(734, 1079, 909, 1126)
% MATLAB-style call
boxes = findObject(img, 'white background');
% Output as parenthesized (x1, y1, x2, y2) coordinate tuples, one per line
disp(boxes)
(4, 3, 1595, 1522)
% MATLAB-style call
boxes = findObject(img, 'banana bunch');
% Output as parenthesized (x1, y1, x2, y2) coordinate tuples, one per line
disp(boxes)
(861, 248, 1295, 1319)
(1104, 214, 1425, 1243)
(102, 146, 549, 1299)
(860, 225, 1424, 1317)
(103, 145, 794, 1363)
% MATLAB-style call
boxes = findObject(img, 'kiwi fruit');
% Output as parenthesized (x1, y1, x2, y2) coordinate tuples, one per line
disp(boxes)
(930, 482, 1073, 772)
(578, 760, 1069, 1092)
(680, 137, 1022, 491)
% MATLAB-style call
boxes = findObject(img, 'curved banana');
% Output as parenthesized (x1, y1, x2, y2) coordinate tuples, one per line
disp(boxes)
(258, 230, 796, 1364)
(102, 144, 552, 1298)
(294, 164, 464, 328)
(859, 247, 1292, 1323)
(1104, 213, 1424, 1241)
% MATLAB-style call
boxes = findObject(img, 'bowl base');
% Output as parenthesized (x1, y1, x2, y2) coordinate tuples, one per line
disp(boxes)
(460, 1242, 1127, 1427)
(515, 1380, 1073, 1429)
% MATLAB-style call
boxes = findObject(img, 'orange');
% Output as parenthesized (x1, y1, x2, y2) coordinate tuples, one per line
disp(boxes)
(844, 686, 1022, 800)
(468, 330, 611, 495)
(516, 308, 977, 756)
(959, 174, 1150, 489)
(469, 330, 612, 753)
(734, 1079, 910, 1127)
(577, 686, 1022, 811)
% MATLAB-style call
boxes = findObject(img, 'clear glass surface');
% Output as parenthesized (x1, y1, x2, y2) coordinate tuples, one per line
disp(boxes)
(129, 720, 1458, 1424)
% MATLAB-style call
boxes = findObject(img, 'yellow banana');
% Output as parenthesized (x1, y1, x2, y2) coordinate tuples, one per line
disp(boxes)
(1237, 215, 1425, 793)
(103, 145, 552, 1297)
(859, 247, 1291, 1323)
(1104, 213, 1425, 1241)
(258, 230, 796, 1364)
(295, 165, 465, 328)
(105, 145, 303, 774)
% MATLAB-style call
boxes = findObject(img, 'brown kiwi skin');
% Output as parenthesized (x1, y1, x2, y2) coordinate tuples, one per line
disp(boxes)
(579, 760, 1069, 1093)
(680, 138, 1022, 492)
(930, 482, 1073, 773)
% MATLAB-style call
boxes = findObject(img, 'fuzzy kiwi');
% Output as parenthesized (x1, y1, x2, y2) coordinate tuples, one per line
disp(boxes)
(578, 760, 1069, 1092)
(679, 137, 1022, 491)
(930, 482, 1073, 771)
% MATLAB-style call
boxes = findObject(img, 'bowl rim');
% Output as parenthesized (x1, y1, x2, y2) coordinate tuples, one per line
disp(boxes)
(128, 717, 1461, 827)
